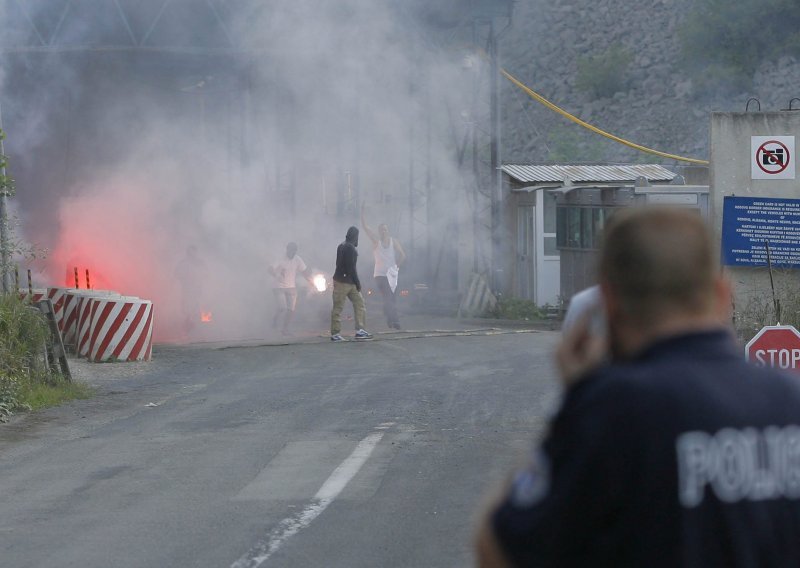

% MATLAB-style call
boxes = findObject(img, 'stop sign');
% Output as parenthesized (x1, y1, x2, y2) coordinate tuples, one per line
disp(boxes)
(745, 325, 800, 373)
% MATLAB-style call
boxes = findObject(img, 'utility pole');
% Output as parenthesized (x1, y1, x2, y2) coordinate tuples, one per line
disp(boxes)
(0, 102, 11, 294)
(471, 21, 482, 275)
(465, 1, 511, 294)
(489, 19, 501, 294)
(408, 83, 416, 260)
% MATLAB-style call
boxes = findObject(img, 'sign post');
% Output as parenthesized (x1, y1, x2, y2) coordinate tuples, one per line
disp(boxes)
(745, 325, 800, 373)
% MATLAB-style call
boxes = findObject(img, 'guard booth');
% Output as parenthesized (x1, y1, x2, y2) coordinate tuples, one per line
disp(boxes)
(549, 165, 709, 302)
(501, 165, 564, 306)
(504, 164, 681, 306)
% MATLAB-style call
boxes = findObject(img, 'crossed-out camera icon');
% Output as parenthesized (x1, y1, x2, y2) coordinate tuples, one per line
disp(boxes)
(762, 148, 785, 166)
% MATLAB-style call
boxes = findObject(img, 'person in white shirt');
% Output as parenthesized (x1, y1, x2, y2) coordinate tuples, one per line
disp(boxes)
(269, 242, 313, 336)
(361, 203, 407, 330)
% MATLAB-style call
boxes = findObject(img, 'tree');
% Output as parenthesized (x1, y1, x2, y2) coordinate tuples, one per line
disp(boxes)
(679, 0, 800, 92)
(576, 43, 633, 99)
(0, 127, 46, 293)
(0, 127, 14, 293)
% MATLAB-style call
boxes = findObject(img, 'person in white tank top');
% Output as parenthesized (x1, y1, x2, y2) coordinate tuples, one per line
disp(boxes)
(361, 202, 407, 330)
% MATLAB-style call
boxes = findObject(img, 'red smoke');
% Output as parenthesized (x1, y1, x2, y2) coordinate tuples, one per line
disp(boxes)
(46, 179, 185, 342)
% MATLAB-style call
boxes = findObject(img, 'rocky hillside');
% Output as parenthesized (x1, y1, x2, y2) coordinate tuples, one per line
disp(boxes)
(500, 0, 800, 165)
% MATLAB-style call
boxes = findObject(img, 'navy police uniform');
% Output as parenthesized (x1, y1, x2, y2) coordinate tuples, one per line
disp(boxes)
(493, 330, 800, 567)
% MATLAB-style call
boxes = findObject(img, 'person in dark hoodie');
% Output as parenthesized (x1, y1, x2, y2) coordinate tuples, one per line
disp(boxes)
(330, 226, 373, 341)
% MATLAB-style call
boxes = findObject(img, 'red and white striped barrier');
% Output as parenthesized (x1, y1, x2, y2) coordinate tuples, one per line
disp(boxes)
(46, 287, 72, 333)
(19, 288, 47, 303)
(76, 291, 120, 357)
(77, 296, 94, 357)
(63, 290, 113, 350)
(88, 297, 153, 362)
(62, 289, 87, 348)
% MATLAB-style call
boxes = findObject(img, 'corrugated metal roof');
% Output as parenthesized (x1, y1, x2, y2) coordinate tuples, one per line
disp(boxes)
(501, 164, 676, 184)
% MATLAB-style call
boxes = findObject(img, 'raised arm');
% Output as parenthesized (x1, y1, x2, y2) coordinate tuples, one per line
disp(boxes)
(360, 202, 379, 245)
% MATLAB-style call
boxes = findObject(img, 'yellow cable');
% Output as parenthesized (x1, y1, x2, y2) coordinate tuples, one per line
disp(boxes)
(501, 68, 709, 165)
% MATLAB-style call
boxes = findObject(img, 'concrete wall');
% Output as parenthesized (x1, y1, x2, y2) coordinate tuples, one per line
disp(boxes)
(710, 112, 800, 330)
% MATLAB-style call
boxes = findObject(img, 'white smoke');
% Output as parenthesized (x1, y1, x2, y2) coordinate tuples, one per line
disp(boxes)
(2, 0, 478, 342)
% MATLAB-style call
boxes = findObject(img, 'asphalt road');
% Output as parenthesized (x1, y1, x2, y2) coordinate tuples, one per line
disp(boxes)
(0, 324, 561, 568)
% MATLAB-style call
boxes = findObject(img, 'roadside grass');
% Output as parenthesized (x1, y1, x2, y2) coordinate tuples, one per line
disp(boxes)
(1, 294, 95, 421)
(18, 378, 94, 411)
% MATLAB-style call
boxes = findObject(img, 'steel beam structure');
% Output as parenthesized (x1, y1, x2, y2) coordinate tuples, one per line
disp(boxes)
(1, 0, 241, 54)
(397, 0, 512, 293)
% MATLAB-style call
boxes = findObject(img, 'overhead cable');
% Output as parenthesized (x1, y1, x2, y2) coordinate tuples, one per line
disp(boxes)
(501, 68, 710, 165)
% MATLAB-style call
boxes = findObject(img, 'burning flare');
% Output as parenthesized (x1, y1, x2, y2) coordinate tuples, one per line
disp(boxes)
(201, 311, 213, 323)
(313, 274, 327, 292)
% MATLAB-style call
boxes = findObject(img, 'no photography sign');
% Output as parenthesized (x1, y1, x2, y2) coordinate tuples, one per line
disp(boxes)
(752, 136, 795, 179)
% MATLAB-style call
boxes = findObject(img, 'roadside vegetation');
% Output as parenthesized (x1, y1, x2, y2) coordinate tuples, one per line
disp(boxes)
(487, 296, 547, 321)
(0, 294, 92, 422)
(1, 128, 91, 422)
(1, 293, 50, 420)
(734, 271, 800, 343)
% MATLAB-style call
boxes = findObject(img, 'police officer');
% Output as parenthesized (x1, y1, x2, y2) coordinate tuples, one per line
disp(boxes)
(476, 207, 800, 567)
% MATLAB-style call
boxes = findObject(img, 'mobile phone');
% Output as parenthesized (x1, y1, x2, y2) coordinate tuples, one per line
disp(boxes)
(562, 285, 605, 337)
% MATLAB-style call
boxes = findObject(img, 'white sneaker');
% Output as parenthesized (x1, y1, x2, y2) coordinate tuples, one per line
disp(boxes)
(354, 329, 373, 340)
(331, 334, 345, 342)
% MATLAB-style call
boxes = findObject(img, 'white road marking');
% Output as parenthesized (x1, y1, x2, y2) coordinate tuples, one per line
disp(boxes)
(231, 431, 385, 568)
(234, 441, 354, 501)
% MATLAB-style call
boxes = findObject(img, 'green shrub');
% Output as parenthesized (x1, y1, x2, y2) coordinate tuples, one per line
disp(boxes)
(488, 296, 546, 320)
(0, 294, 50, 421)
(576, 44, 633, 99)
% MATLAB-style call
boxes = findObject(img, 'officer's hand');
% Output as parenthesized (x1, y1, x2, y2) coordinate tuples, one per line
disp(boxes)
(556, 310, 608, 388)
(475, 516, 512, 568)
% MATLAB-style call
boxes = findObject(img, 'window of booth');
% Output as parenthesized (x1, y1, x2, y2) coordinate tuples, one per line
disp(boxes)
(557, 206, 618, 250)
(543, 191, 557, 233)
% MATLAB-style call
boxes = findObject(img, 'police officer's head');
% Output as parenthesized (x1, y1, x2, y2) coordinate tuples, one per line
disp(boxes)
(598, 207, 730, 347)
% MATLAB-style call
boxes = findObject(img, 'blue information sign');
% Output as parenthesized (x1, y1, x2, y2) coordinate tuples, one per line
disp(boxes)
(722, 196, 800, 268)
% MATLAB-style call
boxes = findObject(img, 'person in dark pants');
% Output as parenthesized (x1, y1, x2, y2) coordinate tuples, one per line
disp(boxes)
(361, 202, 406, 330)
(476, 207, 800, 568)
(330, 226, 372, 342)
